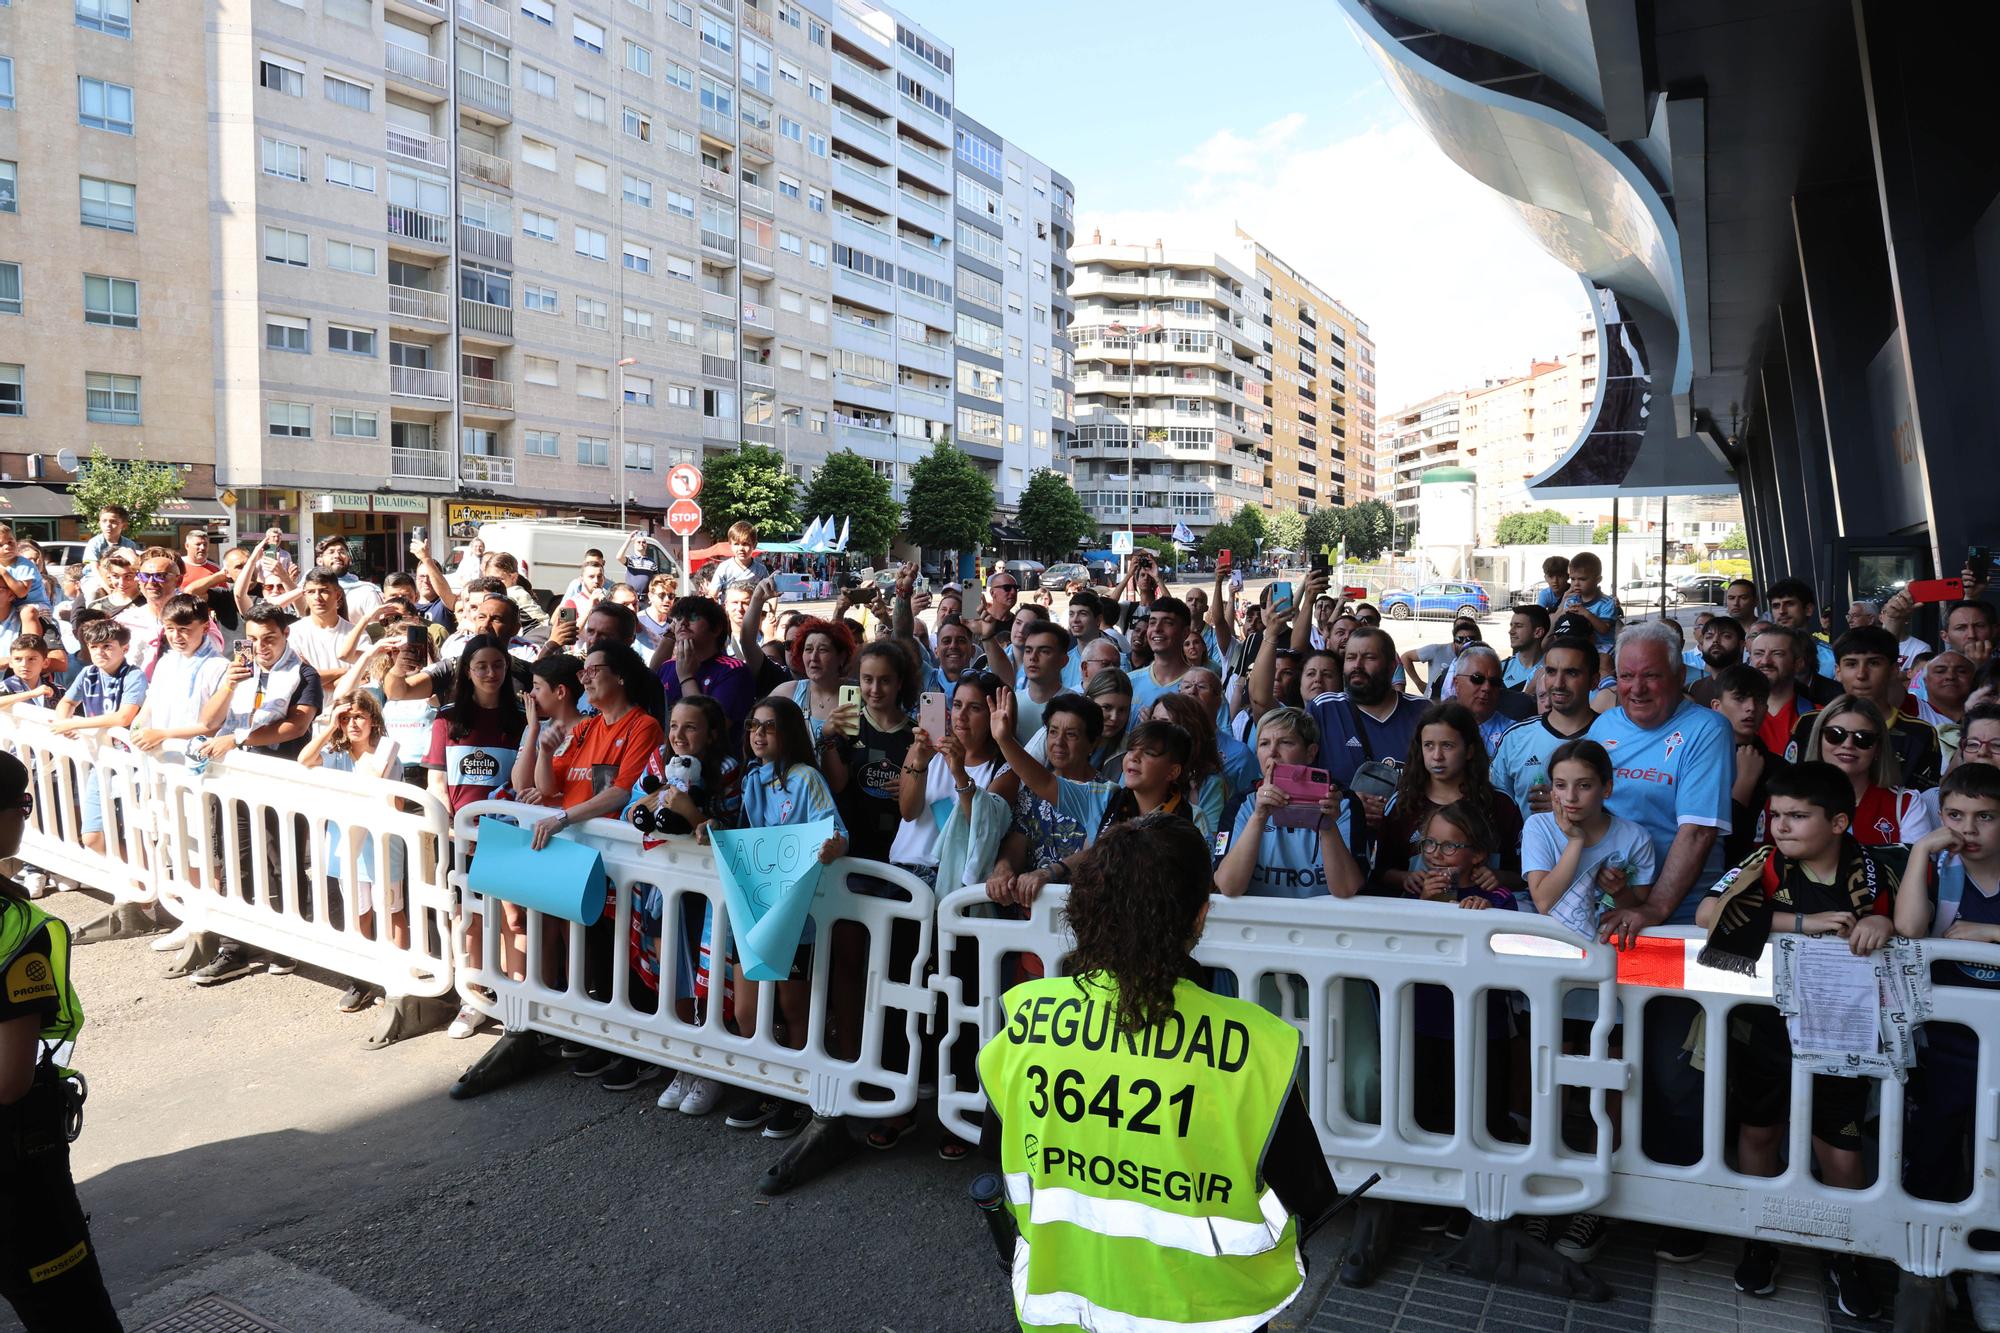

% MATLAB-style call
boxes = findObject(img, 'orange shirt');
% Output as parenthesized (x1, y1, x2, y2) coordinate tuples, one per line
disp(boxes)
(555, 707, 664, 809)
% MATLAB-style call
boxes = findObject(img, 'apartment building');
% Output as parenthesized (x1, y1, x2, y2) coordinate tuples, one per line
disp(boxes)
(0, 0, 1068, 561)
(1234, 229, 1376, 512)
(1065, 239, 1267, 538)
(1459, 327, 1599, 543)
(1378, 389, 1469, 533)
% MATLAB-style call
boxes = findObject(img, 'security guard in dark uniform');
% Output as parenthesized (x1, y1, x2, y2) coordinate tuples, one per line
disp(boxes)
(0, 752, 122, 1332)
(978, 815, 1340, 1333)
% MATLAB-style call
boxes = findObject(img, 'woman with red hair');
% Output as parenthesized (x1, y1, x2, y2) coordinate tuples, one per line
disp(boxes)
(767, 615, 858, 744)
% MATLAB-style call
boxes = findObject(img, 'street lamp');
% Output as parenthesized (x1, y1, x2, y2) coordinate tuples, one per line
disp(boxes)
(616, 356, 637, 530)
(1105, 319, 1162, 540)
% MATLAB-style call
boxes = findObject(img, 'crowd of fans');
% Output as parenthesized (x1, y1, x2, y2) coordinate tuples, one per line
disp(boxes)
(7, 505, 2000, 1323)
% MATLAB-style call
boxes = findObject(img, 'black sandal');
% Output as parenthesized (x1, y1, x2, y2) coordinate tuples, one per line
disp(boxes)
(937, 1135, 971, 1161)
(866, 1115, 917, 1150)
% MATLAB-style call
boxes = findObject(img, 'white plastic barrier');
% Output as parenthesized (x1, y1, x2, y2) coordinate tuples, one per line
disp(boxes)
(1598, 928, 2000, 1278)
(451, 801, 938, 1119)
(150, 749, 456, 999)
(0, 711, 162, 904)
(932, 886, 1628, 1221)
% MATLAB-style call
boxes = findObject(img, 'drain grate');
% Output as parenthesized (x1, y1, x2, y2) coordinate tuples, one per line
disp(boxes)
(137, 1295, 294, 1333)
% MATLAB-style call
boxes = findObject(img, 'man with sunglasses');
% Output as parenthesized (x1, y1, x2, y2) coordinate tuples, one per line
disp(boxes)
(1402, 617, 1483, 702)
(1783, 625, 1942, 790)
(1452, 644, 1528, 753)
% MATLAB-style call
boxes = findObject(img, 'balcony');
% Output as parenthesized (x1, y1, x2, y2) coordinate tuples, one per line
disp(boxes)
(384, 45, 447, 96)
(700, 164, 733, 197)
(835, 106, 892, 155)
(457, 69, 511, 121)
(461, 375, 514, 413)
(387, 125, 449, 172)
(741, 300, 773, 332)
(741, 3, 770, 37)
(834, 55, 892, 112)
(701, 353, 735, 381)
(898, 383, 946, 409)
(700, 229, 736, 261)
(459, 298, 513, 339)
(460, 452, 515, 486)
(392, 445, 452, 480)
(459, 144, 511, 190)
(459, 222, 512, 266)
(740, 240, 772, 271)
(701, 289, 736, 319)
(390, 365, 451, 399)
(836, 418, 891, 451)
(895, 190, 945, 231)
(741, 420, 776, 444)
(456, 0, 509, 40)
(388, 284, 448, 324)
(740, 361, 774, 388)
(897, 94, 948, 141)
(739, 123, 773, 158)
(833, 159, 891, 210)
(387, 0, 447, 19)
(386, 203, 451, 249)
(700, 107, 735, 144)
(739, 181, 774, 215)
(898, 235, 949, 270)
(897, 136, 950, 191)
(700, 416, 736, 441)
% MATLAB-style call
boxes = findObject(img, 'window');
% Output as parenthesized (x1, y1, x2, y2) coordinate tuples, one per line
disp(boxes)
(622, 107, 652, 142)
(624, 174, 653, 208)
(667, 0, 692, 23)
(262, 226, 308, 267)
(578, 435, 610, 467)
(332, 409, 378, 439)
(0, 365, 20, 416)
(525, 429, 560, 457)
(574, 87, 606, 124)
(0, 59, 11, 111)
(462, 426, 499, 456)
(807, 241, 827, 268)
(265, 314, 310, 352)
(577, 296, 609, 330)
(807, 77, 827, 104)
(572, 16, 606, 52)
(521, 64, 556, 99)
(521, 138, 557, 171)
(778, 287, 803, 314)
(897, 23, 952, 74)
(267, 400, 312, 438)
(0, 262, 19, 316)
(522, 355, 559, 386)
(666, 383, 694, 408)
(808, 17, 825, 45)
(700, 15, 733, 55)
(956, 221, 1001, 265)
(623, 242, 652, 274)
(260, 138, 306, 182)
(85, 372, 141, 424)
(778, 230, 801, 256)
(325, 156, 376, 192)
(460, 262, 509, 307)
(779, 346, 802, 371)
(664, 254, 694, 282)
(79, 77, 135, 133)
(665, 127, 695, 156)
(956, 172, 1000, 218)
(664, 189, 694, 218)
(328, 240, 376, 275)
(955, 311, 1003, 355)
(664, 61, 694, 92)
(897, 72, 949, 119)
(807, 132, 827, 157)
(808, 297, 826, 324)
(833, 242, 894, 284)
(0, 161, 11, 214)
(523, 283, 559, 314)
(328, 324, 376, 356)
(740, 38, 772, 95)
(258, 55, 305, 97)
(807, 186, 825, 215)
(664, 317, 695, 345)
(625, 40, 652, 75)
(521, 210, 556, 242)
(81, 176, 136, 229)
(574, 227, 607, 260)
(777, 175, 800, 201)
(575, 157, 608, 193)
(778, 59, 800, 87)
(807, 353, 827, 381)
(623, 374, 654, 405)
(323, 74, 371, 111)
(956, 266, 1001, 311)
(76, 0, 133, 36)
(520, 0, 553, 23)
(954, 128, 1002, 177)
(779, 116, 802, 143)
(623, 306, 652, 339)
(626, 442, 655, 472)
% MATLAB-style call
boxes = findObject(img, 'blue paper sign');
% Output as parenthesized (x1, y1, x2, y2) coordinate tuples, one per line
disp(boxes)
(708, 818, 834, 982)
(467, 816, 607, 926)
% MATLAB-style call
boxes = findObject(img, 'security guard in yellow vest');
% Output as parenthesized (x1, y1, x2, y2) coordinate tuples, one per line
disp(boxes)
(0, 753, 123, 1332)
(978, 814, 1338, 1333)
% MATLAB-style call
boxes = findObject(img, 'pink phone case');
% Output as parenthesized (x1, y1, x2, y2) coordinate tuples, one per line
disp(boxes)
(1268, 763, 1333, 830)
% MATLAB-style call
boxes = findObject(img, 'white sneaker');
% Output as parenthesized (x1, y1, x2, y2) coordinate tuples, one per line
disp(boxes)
(677, 1076, 724, 1116)
(446, 1004, 487, 1039)
(656, 1071, 691, 1110)
(1968, 1273, 2000, 1333)
(150, 922, 192, 952)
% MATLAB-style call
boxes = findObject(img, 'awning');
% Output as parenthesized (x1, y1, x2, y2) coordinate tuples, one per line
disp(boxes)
(156, 496, 233, 522)
(0, 486, 73, 518)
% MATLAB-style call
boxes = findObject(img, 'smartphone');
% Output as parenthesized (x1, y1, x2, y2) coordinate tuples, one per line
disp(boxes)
(1269, 580, 1296, 619)
(918, 690, 948, 738)
(1969, 545, 1993, 585)
(1268, 763, 1333, 830)
(1218, 549, 1232, 572)
(404, 624, 426, 653)
(555, 605, 578, 626)
(1910, 576, 1964, 604)
(838, 683, 862, 734)
(412, 525, 429, 544)
(1312, 550, 1331, 576)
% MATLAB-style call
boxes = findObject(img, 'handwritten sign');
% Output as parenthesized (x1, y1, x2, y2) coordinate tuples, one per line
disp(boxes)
(467, 816, 606, 925)
(709, 819, 834, 981)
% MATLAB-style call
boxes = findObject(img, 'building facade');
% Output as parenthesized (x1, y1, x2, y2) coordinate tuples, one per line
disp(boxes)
(1378, 389, 1467, 535)
(0, 0, 1068, 559)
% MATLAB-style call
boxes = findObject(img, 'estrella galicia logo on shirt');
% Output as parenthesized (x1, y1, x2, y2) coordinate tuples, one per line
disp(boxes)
(459, 750, 500, 780)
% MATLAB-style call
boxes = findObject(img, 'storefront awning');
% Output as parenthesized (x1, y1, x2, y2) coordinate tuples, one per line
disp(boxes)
(0, 486, 73, 518)
(156, 496, 232, 522)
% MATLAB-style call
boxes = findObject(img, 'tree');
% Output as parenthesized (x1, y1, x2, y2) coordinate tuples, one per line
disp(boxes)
(1592, 520, 1632, 544)
(1133, 535, 1178, 566)
(798, 450, 897, 563)
(1303, 506, 1345, 560)
(700, 446, 798, 539)
(1720, 525, 1750, 552)
(69, 445, 186, 532)
(1494, 508, 1571, 545)
(1017, 469, 1095, 562)
(1343, 500, 1399, 561)
(1264, 507, 1305, 555)
(903, 441, 993, 559)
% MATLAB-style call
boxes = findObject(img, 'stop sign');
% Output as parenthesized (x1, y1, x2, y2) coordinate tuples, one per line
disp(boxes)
(665, 498, 703, 537)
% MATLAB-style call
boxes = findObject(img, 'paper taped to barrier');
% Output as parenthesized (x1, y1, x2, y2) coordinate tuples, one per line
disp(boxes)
(1771, 936, 1932, 1081)
(468, 816, 607, 926)
(709, 819, 833, 981)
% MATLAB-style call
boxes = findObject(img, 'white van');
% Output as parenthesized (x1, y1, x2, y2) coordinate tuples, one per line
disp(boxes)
(473, 519, 676, 593)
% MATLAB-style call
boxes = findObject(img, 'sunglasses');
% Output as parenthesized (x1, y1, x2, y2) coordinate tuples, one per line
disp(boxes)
(1421, 837, 1473, 856)
(1459, 673, 1500, 688)
(1357, 615, 1381, 626)
(1453, 636, 1476, 647)
(137, 572, 173, 585)
(1821, 725, 1879, 749)
(747, 717, 782, 733)
(9, 793, 33, 819)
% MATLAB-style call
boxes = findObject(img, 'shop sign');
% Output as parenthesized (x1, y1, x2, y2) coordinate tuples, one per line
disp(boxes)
(314, 492, 373, 513)
(371, 494, 430, 514)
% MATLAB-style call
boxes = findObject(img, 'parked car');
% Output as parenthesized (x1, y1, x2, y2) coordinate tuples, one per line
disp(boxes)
(33, 540, 89, 572)
(1676, 575, 1730, 604)
(1041, 561, 1097, 589)
(999, 559, 1047, 590)
(1618, 580, 1682, 608)
(1380, 581, 1492, 620)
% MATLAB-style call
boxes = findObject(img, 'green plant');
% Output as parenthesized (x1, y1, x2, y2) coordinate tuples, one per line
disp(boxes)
(903, 440, 994, 557)
(698, 446, 799, 540)
(798, 450, 898, 562)
(1264, 507, 1306, 554)
(68, 445, 186, 532)
(1494, 508, 1571, 545)
(1017, 469, 1095, 563)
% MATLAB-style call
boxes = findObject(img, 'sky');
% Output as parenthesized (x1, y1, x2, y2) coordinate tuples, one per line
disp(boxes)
(891, 0, 1589, 411)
